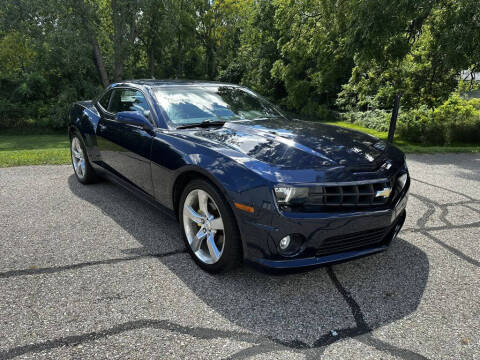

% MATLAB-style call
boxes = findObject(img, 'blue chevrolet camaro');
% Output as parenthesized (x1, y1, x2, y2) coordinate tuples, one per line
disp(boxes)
(69, 80, 409, 273)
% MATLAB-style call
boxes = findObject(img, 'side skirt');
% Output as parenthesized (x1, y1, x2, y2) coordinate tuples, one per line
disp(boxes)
(101, 170, 177, 221)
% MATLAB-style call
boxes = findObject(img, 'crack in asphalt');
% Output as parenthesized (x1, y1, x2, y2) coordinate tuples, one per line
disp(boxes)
(326, 267, 429, 360)
(410, 177, 478, 201)
(404, 221, 480, 233)
(326, 267, 368, 329)
(356, 334, 431, 360)
(410, 193, 453, 227)
(0, 249, 187, 279)
(0, 319, 262, 360)
(463, 203, 480, 215)
(411, 193, 437, 229)
(419, 230, 480, 267)
(225, 343, 284, 360)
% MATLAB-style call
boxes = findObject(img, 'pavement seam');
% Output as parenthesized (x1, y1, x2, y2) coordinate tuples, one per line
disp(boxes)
(411, 177, 479, 201)
(0, 249, 188, 279)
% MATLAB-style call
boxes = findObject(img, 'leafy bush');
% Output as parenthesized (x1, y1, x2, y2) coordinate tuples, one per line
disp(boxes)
(434, 95, 480, 144)
(397, 106, 438, 143)
(398, 95, 480, 145)
(341, 110, 391, 132)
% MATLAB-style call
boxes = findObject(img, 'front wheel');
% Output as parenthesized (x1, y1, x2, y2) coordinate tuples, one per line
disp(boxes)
(70, 135, 99, 184)
(179, 179, 242, 273)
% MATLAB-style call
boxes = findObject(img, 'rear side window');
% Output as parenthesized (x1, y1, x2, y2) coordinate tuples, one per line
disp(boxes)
(98, 90, 112, 110)
(109, 89, 150, 114)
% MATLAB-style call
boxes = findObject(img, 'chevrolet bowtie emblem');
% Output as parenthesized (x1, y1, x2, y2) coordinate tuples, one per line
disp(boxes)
(375, 187, 392, 198)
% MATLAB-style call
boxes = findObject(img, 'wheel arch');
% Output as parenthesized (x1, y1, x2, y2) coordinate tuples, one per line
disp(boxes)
(68, 124, 80, 140)
(172, 168, 231, 219)
(68, 125, 90, 155)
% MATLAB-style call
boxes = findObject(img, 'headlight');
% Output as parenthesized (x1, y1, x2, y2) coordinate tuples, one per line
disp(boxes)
(274, 186, 309, 206)
(396, 173, 408, 192)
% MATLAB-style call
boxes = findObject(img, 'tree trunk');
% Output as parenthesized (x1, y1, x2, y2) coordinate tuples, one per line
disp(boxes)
(112, 0, 123, 82)
(114, 59, 123, 82)
(111, 0, 137, 82)
(78, 0, 110, 87)
(149, 49, 155, 78)
(91, 36, 109, 88)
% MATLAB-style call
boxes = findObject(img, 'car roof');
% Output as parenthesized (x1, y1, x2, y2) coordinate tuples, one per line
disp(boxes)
(114, 79, 240, 88)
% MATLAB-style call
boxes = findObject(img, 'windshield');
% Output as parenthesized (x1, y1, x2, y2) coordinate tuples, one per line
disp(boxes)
(153, 86, 282, 126)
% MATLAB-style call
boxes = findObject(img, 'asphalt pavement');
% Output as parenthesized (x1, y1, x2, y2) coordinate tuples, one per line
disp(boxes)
(0, 153, 479, 359)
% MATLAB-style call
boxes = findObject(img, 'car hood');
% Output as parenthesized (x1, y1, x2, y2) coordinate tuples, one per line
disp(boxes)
(183, 118, 389, 171)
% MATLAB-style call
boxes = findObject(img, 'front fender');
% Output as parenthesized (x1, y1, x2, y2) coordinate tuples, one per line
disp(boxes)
(68, 102, 101, 163)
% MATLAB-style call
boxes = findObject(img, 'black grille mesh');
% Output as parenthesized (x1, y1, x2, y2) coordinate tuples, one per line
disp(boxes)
(316, 226, 389, 256)
(307, 181, 392, 208)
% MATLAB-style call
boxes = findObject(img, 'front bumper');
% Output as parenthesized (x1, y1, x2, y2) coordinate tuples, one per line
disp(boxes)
(239, 182, 409, 269)
(253, 209, 406, 269)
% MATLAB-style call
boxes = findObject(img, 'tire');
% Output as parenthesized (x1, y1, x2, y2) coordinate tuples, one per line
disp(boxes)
(70, 134, 99, 185)
(179, 179, 242, 273)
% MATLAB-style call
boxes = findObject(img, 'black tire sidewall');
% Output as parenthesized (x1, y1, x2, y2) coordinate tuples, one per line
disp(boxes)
(179, 179, 242, 273)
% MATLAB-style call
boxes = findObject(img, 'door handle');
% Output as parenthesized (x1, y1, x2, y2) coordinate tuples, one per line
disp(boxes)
(98, 123, 106, 131)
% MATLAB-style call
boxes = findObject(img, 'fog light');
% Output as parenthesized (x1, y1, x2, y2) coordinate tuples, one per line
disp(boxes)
(278, 233, 305, 257)
(279, 236, 291, 250)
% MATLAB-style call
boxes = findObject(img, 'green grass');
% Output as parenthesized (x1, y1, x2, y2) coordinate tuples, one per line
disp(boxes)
(325, 121, 480, 153)
(0, 133, 70, 167)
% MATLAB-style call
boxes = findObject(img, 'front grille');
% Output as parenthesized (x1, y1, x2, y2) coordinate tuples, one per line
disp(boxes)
(316, 226, 389, 256)
(304, 180, 392, 209)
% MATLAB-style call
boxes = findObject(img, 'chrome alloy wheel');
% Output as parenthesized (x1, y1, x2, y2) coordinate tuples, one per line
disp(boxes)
(71, 137, 86, 179)
(182, 189, 225, 264)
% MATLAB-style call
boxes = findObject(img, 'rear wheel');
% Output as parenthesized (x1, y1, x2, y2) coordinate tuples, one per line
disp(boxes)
(179, 179, 242, 273)
(70, 135, 98, 184)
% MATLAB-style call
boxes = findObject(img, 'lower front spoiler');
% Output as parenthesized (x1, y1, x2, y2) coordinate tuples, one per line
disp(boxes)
(251, 210, 406, 270)
(253, 245, 389, 269)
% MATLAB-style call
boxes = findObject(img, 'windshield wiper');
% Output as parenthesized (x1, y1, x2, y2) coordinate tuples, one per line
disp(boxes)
(176, 120, 226, 130)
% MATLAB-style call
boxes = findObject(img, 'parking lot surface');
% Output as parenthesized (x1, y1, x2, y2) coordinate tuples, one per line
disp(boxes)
(0, 153, 479, 359)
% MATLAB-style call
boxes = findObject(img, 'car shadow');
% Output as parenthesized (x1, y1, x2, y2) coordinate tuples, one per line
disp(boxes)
(68, 175, 429, 351)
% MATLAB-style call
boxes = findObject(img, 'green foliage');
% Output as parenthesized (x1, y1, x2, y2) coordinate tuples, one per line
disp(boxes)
(341, 110, 391, 132)
(398, 95, 480, 145)
(0, 32, 35, 79)
(397, 106, 437, 144)
(338, 28, 458, 111)
(271, 0, 352, 113)
(238, 0, 282, 99)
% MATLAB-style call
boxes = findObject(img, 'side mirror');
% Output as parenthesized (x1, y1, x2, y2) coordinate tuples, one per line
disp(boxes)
(115, 111, 154, 132)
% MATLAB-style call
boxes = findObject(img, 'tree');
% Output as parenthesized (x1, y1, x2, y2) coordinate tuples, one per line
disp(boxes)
(237, 0, 283, 99)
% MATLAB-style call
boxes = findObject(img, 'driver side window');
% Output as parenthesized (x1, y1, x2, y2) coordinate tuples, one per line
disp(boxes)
(109, 89, 150, 114)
